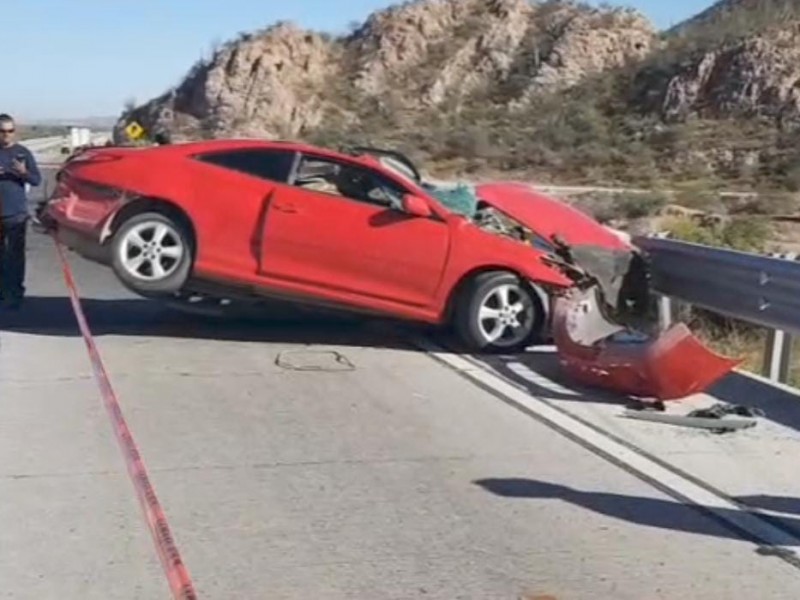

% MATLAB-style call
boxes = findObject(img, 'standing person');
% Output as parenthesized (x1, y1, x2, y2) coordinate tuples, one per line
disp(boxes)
(0, 114, 41, 310)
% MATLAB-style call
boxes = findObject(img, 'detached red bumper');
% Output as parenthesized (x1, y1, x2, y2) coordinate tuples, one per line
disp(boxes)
(551, 290, 742, 401)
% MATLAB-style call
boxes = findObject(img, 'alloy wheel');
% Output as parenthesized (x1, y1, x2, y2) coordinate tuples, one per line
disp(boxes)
(118, 221, 185, 281)
(476, 283, 536, 349)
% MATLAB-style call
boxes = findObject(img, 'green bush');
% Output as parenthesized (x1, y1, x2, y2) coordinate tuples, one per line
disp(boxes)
(666, 216, 771, 253)
(617, 192, 669, 219)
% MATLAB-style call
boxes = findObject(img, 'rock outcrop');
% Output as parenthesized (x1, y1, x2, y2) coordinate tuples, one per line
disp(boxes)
(119, 0, 656, 141)
(115, 0, 800, 195)
(655, 23, 800, 122)
(123, 22, 341, 140)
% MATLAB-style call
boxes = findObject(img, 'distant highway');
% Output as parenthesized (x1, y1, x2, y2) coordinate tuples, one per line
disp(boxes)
(21, 132, 112, 166)
(532, 183, 757, 201)
(425, 176, 758, 202)
(22, 136, 70, 153)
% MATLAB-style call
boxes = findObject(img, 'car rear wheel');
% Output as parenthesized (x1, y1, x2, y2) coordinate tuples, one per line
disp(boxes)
(111, 211, 193, 297)
(453, 271, 544, 353)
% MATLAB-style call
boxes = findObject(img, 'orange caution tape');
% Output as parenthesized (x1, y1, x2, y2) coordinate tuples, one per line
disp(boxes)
(54, 237, 198, 600)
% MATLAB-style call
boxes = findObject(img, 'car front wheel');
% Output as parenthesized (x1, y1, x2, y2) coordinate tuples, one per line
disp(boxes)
(111, 211, 193, 297)
(454, 271, 544, 353)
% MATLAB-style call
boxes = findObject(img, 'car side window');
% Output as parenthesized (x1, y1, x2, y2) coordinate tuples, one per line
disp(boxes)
(195, 149, 296, 183)
(292, 155, 408, 210)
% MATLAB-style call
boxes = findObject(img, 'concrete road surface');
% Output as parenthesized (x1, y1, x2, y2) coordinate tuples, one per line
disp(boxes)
(3, 180, 800, 599)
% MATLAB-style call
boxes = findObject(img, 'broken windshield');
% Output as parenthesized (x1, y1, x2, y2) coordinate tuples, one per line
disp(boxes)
(374, 154, 479, 217)
(422, 182, 480, 217)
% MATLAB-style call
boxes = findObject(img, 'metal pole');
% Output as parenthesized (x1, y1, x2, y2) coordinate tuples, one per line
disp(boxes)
(761, 250, 797, 384)
(762, 328, 793, 383)
(658, 294, 673, 331)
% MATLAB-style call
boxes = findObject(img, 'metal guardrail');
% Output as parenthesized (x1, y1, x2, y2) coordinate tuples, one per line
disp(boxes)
(634, 235, 800, 384)
(23, 136, 67, 151)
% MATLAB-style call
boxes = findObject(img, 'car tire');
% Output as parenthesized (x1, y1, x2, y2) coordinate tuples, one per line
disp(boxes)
(111, 211, 193, 297)
(453, 271, 544, 354)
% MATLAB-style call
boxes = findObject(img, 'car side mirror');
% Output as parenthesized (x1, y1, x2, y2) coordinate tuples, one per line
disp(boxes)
(401, 194, 432, 218)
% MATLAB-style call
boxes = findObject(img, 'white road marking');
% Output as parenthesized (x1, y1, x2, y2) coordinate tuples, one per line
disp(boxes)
(503, 357, 581, 397)
(415, 337, 800, 561)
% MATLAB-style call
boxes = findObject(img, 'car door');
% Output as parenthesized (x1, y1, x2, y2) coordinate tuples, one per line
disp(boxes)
(258, 153, 451, 308)
(188, 147, 297, 275)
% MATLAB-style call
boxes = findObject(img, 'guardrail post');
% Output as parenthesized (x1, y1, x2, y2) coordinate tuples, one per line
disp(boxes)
(762, 329, 793, 384)
(658, 295, 673, 331)
(760, 250, 797, 384)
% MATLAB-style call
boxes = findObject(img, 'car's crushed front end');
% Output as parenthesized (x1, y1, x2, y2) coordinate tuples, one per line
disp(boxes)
(421, 179, 741, 400)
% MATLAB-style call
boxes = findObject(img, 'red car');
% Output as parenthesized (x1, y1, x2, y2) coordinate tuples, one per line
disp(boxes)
(41, 139, 626, 352)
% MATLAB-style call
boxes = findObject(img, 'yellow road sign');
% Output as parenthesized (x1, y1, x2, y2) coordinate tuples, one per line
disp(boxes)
(125, 121, 145, 140)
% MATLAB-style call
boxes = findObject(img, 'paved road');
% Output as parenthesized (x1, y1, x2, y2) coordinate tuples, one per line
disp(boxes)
(3, 179, 800, 598)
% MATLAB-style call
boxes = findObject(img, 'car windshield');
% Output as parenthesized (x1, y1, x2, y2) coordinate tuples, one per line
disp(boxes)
(422, 182, 480, 217)
(375, 155, 479, 217)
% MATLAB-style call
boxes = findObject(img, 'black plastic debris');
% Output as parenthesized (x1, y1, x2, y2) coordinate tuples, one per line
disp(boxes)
(622, 402, 764, 434)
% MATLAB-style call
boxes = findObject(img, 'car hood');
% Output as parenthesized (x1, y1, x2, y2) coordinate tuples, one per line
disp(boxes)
(474, 182, 628, 250)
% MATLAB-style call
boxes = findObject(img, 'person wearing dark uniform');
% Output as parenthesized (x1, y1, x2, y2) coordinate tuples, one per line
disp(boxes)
(0, 114, 42, 310)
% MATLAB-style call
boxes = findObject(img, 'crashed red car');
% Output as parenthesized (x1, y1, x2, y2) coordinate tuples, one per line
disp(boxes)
(39, 139, 630, 352)
(40, 138, 740, 398)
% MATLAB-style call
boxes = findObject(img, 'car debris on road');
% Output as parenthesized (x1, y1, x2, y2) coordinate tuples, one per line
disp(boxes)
(622, 402, 764, 434)
(544, 236, 742, 402)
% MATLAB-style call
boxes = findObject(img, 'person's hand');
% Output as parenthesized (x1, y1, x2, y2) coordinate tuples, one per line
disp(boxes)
(11, 157, 26, 176)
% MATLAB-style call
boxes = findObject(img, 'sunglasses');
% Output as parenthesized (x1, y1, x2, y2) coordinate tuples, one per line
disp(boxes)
(0, 129, 14, 134)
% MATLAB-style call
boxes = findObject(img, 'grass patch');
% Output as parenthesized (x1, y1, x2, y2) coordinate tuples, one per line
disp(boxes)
(688, 307, 768, 374)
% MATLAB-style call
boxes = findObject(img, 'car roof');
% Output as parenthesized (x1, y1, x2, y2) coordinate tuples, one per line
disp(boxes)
(160, 137, 431, 193)
(163, 138, 380, 166)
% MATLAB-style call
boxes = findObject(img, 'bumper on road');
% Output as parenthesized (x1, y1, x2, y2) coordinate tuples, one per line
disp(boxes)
(547, 243, 741, 401)
(552, 287, 741, 401)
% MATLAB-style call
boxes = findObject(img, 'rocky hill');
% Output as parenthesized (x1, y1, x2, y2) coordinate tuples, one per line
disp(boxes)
(119, 0, 800, 198)
(120, 1, 654, 152)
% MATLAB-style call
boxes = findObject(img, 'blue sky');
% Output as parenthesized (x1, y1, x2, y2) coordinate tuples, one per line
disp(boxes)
(6, 0, 712, 121)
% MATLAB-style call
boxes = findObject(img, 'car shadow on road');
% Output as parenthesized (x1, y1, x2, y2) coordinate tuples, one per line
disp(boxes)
(0, 295, 427, 351)
(9, 296, 800, 435)
(474, 477, 800, 546)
